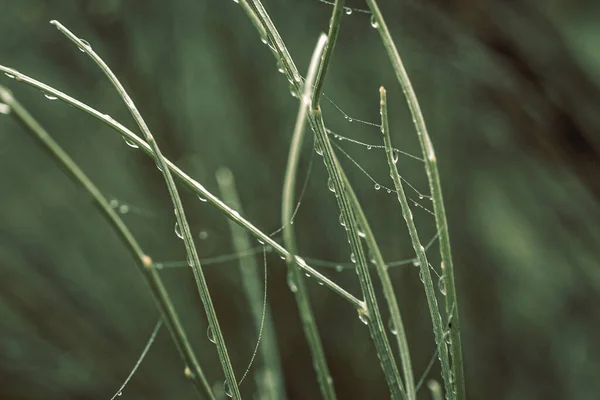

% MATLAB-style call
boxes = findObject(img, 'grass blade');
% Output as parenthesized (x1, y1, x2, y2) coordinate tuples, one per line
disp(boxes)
(48, 20, 240, 398)
(0, 63, 362, 310)
(365, 3, 466, 396)
(0, 85, 213, 399)
(379, 87, 452, 398)
(282, 33, 337, 400)
(217, 167, 286, 400)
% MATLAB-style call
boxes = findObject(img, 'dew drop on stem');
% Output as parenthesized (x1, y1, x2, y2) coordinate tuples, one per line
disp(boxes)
(224, 380, 233, 398)
(287, 270, 298, 293)
(374, 183, 381, 191)
(43, 92, 57, 101)
(438, 275, 447, 296)
(124, 138, 139, 148)
(350, 252, 356, 264)
(327, 178, 336, 193)
(78, 38, 91, 52)
(392, 150, 399, 164)
(197, 194, 207, 202)
(207, 325, 216, 344)
(370, 15, 379, 28)
(389, 318, 398, 336)
(344, 6, 352, 15)
(358, 309, 369, 325)
(174, 222, 183, 239)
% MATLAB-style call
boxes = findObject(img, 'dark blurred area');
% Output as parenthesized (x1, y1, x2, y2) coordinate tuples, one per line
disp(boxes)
(1, 0, 600, 399)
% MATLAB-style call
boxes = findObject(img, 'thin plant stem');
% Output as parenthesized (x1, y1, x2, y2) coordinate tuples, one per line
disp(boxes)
(0, 85, 214, 399)
(311, 0, 345, 108)
(48, 21, 240, 398)
(366, 3, 465, 397)
(341, 175, 416, 400)
(282, 33, 337, 400)
(235, 3, 409, 397)
(216, 167, 286, 400)
(310, 108, 405, 399)
(379, 87, 452, 398)
(110, 319, 163, 400)
(0, 62, 361, 310)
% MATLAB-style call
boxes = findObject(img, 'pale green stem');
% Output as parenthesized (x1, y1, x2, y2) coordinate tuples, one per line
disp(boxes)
(281, 34, 337, 400)
(0, 65, 361, 310)
(0, 85, 213, 399)
(49, 20, 240, 398)
(379, 87, 452, 398)
(216, 167, 286, 400)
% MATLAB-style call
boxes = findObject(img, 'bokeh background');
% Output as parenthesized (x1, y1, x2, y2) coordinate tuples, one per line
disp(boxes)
(1, 0, 600, 399)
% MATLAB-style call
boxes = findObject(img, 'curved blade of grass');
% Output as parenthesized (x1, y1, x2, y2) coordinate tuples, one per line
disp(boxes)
(0, 85, 213, 399)
(311, 0, 345, 108)
(216, 167, 286, 400)
(341, 174, 416, 400)
(309, 108, 404, 399)
(0, 66, 361, 310)
(365, 3, 465, 397)
(47, 20, 240, 398)
(379, 87, 452, 398)
(282, 33, 337, 400)
(236, 3, 409, 397)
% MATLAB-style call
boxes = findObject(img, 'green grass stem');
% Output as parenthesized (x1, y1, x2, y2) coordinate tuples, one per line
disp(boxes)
(216, 167, 286, 400)
(0, 85, 214, 399)
(48, 20, 240, 398)
(379, 87, 453, 398)
(281, 33, 337, 400)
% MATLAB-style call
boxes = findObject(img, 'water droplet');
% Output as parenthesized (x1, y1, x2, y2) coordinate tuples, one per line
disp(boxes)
(389, 318, 398, 336)
(304, 272, 311, 278)
(347, 117, 353, 122)
(392, 150, 399, 164)
(344, 6, 352, 15)
(3, 68, 17, 79)
(315, 141, 324, 156)
(187, 254, 193, 266)
(289, 82, 299, 98)
(199, 230, 209, 240)
(357, 227, 366, 238)
(317, 280, 324, 286)
(370, 15, 379, 28)
(358, 309, 369, 325)
(124, 138, 139, 148)
(233, 0, 239, 3)
(339, 213, 346, 227)
(327, 178, 335, 193)
(438, 276, 447, 295)
(43, 92, 57, 101)
(335, 264, 344, 272)
(174, 222, 183, 239)
(418, 194, 424, 200)
(350, 252, 356, 263)
(117, 391, 122, 397)
(287, 270, 298, 292)
(367, 145, 372, 150)
(276, 60, 285, 74)
(374, 183, 381, 191)
(0, 103, 11, 115)
(224, 380, 233, 398)
(412, 258, 420, 267)
(118, 204, 129, 214)
(207, 325, 216, 344)
(78, 38, 91, 52)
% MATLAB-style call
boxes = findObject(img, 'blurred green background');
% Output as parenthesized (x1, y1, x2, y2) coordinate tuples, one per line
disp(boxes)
(1, 0, 600, 399)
